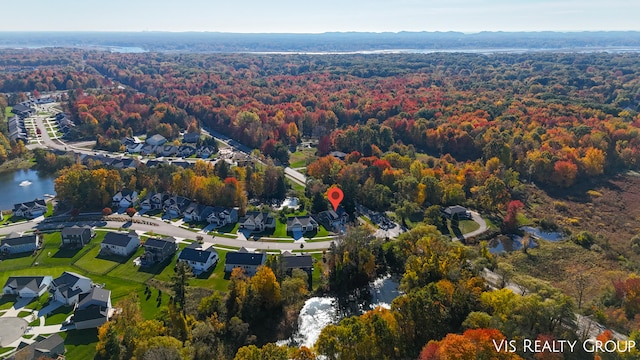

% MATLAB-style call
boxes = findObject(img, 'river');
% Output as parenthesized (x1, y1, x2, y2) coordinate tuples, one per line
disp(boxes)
(0, 168, 55, 211)
(279, 275, 402, 349)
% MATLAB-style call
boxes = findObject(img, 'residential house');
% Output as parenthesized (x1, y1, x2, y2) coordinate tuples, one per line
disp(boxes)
(140, 192, 169, 211)
(61, 225, 94, 248)
(330, 151, 347, 161)
(145, 159, 162, 168)
(442, 205, 471, 220)
(207, 207, 239, 228)
(112, 189, 138, 208)
(50, 271, 92, 306)
(0, 233, 38, 255)
(239, 212, 275, 232)
(3, 276, 53, 298)
(112, 158, 138, 169)
(140, 143, 156, 155)
(177, 243, 219, 275)
(171, 160, 192, 168)
(315, 208, 349, 232)
(163, 196, 192, 218)
(73, 287, 111, 330)
(7, 334, 65, 360)
(100, 231, 140, 257)
(141, 237, 178, 266)
(157, 144, 179, 157)
(146, 134, 167, 147)
(8, 116, 27, 143)
(183, 132, 200, 143)
(11, 103, 34, 117)
(183, 203, 214, 223)
(122, 137, 144, 153)
(196, 145, 217, 158)
(286, 216, 318, 234)
(178, 145, 196, 157)
(280, 252, 314, 286)
(13, 199, 47, 219)
(224, 248, 266, 276)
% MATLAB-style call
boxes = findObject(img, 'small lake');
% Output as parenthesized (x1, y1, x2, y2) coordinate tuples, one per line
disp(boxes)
(0, 168, 55, 210)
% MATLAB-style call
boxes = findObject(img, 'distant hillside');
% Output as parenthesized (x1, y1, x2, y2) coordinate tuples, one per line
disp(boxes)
(1, 31, 640, 53)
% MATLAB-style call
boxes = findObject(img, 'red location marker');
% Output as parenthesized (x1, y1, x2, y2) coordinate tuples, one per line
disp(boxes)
(327, 187, 344, 211)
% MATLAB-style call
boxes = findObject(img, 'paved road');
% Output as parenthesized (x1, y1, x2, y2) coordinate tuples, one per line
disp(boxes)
(203, 127, 307, 187)
(0, 216, 337, 251)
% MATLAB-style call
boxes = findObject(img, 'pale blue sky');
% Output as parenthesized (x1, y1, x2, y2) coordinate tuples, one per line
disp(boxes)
(1, 0, 637, 32)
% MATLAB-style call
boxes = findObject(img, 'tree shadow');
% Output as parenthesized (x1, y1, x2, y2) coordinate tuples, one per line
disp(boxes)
(96, 252, 135, 264)
(64, 328, 98, 346)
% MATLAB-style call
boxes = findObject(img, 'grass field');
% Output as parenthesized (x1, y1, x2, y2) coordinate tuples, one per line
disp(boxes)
(458, 219, 480, 234)
(289, 148, 317, 168)
(73, 243, 123, 275)
(60, 329, 99, 360)
(4, 106, 12, 119)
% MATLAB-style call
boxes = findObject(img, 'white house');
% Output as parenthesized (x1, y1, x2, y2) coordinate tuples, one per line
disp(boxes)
(3, 276, 53, 298)
(177, 243, 219, 275)
(183, 204, 214, 223)
(13, 199, 47, 219)
(50, 272, 92, 306)
(239, 212, 275, 232)
(286, 216, 318, 234)
(207, 207, 239, 228)
(73, 287, 112, 330)
(224, 248, 266, 276)
(112, 189, 138, 208)
(100, 231, 140, 257)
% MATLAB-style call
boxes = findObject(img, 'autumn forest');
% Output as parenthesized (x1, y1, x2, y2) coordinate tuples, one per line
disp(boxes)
(2, 48, 640, 359)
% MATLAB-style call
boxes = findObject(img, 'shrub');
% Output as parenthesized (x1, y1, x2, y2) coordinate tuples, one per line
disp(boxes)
(572, 231, 595, 249)
(631, 235, 640, 254)
(553, 201, 568, 212)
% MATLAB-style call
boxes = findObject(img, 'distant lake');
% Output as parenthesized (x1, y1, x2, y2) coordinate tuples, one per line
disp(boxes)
(0, 169, 55, 210)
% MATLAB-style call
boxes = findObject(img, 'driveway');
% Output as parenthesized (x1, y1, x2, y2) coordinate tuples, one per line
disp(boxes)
(462, 211, 489, 240)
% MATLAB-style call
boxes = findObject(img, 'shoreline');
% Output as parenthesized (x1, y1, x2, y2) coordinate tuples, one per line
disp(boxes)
(0, 157, 35, 174)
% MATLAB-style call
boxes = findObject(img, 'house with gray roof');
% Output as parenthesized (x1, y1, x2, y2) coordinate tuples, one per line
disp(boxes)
(100, 231, 140, 257)
(207, 207, 238, 228)
(0, 233, 38, 255)
(12, 199, 47, 219)
(239, 212, 275, 232)
(2, 276, 52, 298)
(50, 271, 92, 306)
(146, 134, 167, 147)
(224, 248, 266, 276)
(73, 287, 112, 330)
(286, 216, 318, 234)
(177, 243, 219, 275)
(183, 203, 214, 223)
(7, 334, 65, 360)
(141, 237, 177, 266)
(61, 225, 94, 248)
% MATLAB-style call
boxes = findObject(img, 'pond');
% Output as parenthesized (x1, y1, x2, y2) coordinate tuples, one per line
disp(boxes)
(489, 235, 538, 254)
(0, 168, 55, 211)
(520, 226, 564, 242)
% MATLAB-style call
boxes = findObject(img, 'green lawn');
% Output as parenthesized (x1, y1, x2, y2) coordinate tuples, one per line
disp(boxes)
(458, 219, 480, 234)
(273, 219, 288, 237)
(107, 247, 174, 283)
(44, 305, 74, 325)
(155, 248, 230, 293)
(4, 106, 12, 119)
(311, 253, 323, 291)
(24, 292, 49, 310)
(138, 286, 171, 320)
(215, 222, 239, 234)
(73, 243, 121, 275)
(0, 295, 16, 310)
(17, 310, 32, 317)
(60, 329, 98, 360)
(0, 251, 36, 272)
(289, 148, 317, 168)
(287, 179, 305, 193)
